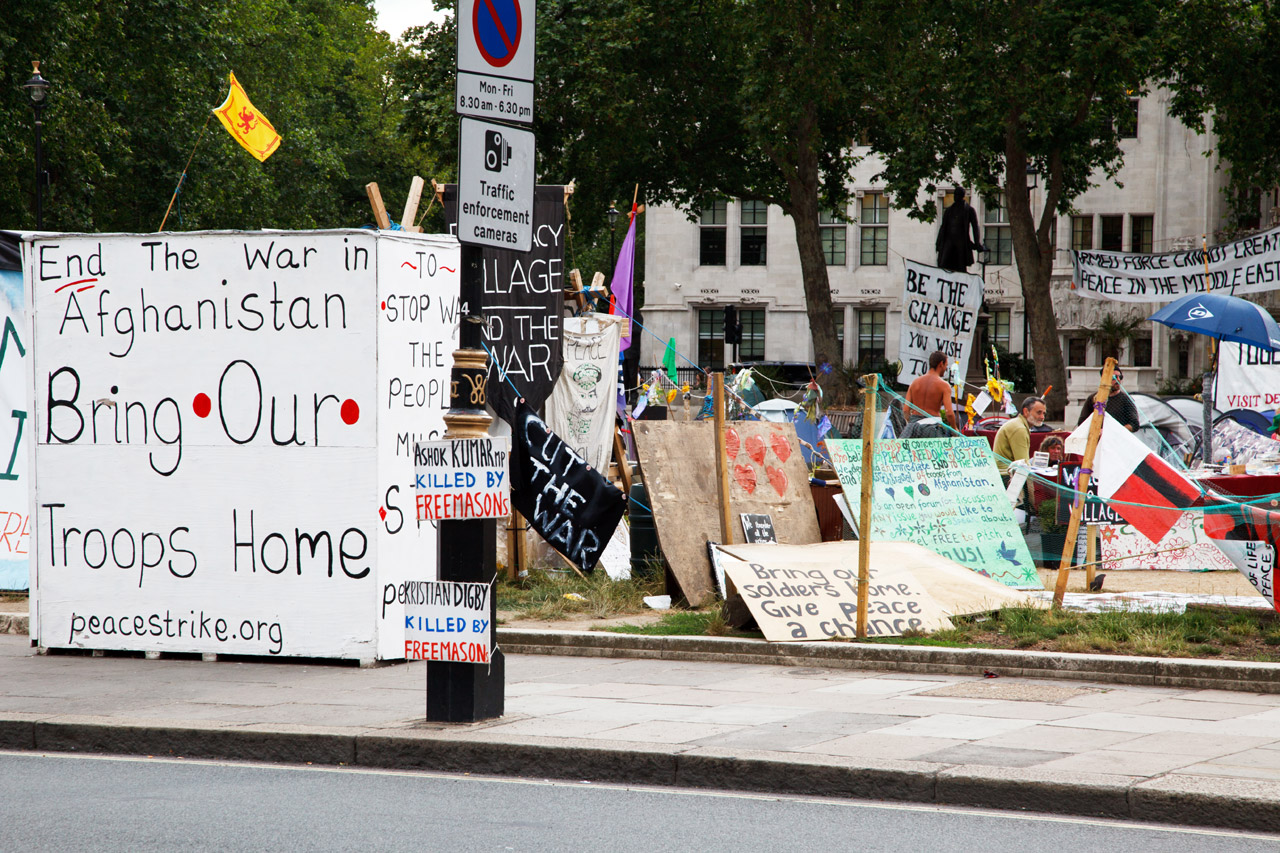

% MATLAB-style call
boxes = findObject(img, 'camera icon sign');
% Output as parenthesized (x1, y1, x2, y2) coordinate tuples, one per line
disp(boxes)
(484, 130, 512, 172)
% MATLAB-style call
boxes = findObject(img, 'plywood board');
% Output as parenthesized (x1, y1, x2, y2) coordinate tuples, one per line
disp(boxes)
(633, 421, 818, 607)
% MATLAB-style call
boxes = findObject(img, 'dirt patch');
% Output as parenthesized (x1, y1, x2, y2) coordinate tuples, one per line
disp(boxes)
(1037, 569, 1259, 597)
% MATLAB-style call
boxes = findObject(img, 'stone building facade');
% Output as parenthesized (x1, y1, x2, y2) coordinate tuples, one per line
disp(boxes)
(640, 90, 1234, 409)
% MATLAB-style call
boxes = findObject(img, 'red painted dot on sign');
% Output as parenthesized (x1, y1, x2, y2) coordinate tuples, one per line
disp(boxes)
(341, 399, 360, 425)
(193, 393, 212, 418)
(381, 301, 386, 310)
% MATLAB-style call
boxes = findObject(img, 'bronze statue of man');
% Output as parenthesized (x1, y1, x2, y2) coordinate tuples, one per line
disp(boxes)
(935, 188, 984, 272)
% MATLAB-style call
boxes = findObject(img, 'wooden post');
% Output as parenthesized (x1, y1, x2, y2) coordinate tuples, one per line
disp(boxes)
(365, 182, 391, 229)
(401, 175, 425, 233)
(713, 372, 734, 546)
(1053, 357, 1116, 606)
(1085, 524, 1098, 590)
(857, 374, 878, 638)
(613, 421, 633, 495)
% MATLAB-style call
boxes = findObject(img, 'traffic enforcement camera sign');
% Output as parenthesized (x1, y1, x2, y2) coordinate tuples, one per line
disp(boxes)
(457, 116, 535, 252)
(456, 0, 535, 124)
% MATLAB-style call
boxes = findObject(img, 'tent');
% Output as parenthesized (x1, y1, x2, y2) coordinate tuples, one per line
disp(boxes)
(1128, 392, 1196, 463)
(754, 398, 800, 423)
(1216, 408, 1273, 436)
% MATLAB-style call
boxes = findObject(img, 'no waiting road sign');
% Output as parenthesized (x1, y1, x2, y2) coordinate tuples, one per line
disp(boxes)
(457, 0, 535, 124)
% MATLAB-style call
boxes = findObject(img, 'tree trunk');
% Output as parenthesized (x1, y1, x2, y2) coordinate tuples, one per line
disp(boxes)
(786, 148, 841, 403)
(1004, 131, 1069, 419)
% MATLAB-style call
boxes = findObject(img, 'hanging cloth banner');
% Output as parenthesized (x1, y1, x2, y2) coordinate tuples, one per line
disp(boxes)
(1071, 226, 1280, 302)
(899, 259, 984, 381)
(510, 402, 627, 572)
(1213, 341, 1280, 411)
(545, 314, 623, 474)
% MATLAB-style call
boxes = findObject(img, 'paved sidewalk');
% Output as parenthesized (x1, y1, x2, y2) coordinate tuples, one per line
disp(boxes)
(3, 636, 1280, 832)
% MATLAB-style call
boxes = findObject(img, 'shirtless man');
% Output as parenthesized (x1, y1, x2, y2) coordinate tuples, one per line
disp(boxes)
(905, 351, 956, 427)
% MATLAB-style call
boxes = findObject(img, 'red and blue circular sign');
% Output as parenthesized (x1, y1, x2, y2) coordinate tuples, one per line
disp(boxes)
(473, 0, 523, 68)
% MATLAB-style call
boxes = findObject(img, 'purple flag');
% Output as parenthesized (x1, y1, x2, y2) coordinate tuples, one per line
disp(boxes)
(610, 212, 638, 351)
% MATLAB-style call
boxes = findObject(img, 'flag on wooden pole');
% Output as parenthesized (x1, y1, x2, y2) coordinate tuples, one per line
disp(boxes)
(610, 205, 638, 351)
(213, 72, 281, 162)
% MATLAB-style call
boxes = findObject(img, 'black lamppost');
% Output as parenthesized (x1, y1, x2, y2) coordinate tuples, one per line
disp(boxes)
(607, 202, 621, 260)
(22, 62, 51, 230)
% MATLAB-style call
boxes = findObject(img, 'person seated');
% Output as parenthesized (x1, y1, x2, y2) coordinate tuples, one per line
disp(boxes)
(1077, 367, 1140, 432)
(1037, 434, 1065, 465)
(993, 395, 1047, 475)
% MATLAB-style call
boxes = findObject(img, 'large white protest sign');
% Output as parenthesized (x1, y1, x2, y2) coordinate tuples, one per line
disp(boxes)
(546, 313, 621, 474)
(899, 259, 984, 381)
(30, 230, 458, 660)
(1214, 341, 1280, 411)
(1071, 226, 1280, 302)
(402, 579, 493, 663)
(0, 264, 28, 591)
(414, 436, 510, 521)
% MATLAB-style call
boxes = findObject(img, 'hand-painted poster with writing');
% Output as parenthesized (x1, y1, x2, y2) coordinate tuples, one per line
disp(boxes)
(546, 314, 622, 474)
(0, 249, 28, 591)
(402, 580, 492, 663)
(510, 402, 626, 572)
(1071, 225, 1280, 302)
(1214, 341, 1280, 411)
(445, 185, 565, 424)
(30, 231, 458, 660)
(826, 437, 1042, 589)
(900, 259, 984, 381)
(414, 437, 510, 520)
(1099, 512, 1238, 572)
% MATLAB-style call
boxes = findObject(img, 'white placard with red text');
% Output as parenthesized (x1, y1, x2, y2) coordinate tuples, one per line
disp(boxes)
(414, 436, 510, 520)
(402, 579, 493, 663)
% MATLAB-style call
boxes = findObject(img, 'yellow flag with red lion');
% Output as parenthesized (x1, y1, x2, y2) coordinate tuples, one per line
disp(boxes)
(213, 72, 281, 162)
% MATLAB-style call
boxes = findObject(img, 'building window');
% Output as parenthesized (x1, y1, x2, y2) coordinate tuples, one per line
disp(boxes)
(740, 200, 768, 266)
(699, 199, 727, 266)
(856, 309, 886, 368)
(1067, 337, 1088, 366)
(1100, 215, 1123, 251)
(1177, 349, 1190, 377)
(1047, 216, 1058, 264)
(992, 309, 1011, 351)
(820, 209, 846, 265)
(739, 309, 765, 361)
(1071, 216, 1094, 251)
(697, 308, 725, 370)
(859, 193, 888, 265)
(1132, 335, 1152, 367)
(1117, 98, 1139, 139)
(834, 311, 845, 359)
(984, 194, 1012, 265)
(1131, 215, 1154, 253)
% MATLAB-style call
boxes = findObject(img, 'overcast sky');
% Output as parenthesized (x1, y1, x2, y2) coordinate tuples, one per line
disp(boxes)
(373, 0, 451, 41)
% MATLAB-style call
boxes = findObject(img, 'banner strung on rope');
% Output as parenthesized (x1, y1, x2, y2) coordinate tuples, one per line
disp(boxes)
(545, 314, 622, 474)
(899, 260, 984, 381)
(1071, 225, 1280, 302)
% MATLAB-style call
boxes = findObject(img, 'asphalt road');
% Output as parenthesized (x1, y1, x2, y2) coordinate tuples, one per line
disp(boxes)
(3, 752, 1278, 852)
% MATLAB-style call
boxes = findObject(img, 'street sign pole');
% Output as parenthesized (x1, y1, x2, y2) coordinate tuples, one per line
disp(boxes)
(427, 0, 538, 723)
(426, 244, 504, 723)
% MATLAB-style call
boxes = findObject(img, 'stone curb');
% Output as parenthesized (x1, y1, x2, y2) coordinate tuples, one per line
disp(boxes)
(3, 716, 1277, 832)
(497, 628, 1280, 694)
(0, 614, 25, 636)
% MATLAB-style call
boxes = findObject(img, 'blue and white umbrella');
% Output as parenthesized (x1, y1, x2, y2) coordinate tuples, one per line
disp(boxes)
(1148, 292, 1280, 351)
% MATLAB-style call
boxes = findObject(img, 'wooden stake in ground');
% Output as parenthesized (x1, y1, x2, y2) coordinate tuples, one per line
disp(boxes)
(612, 420, 633, 495)
(1085, 524, 1098, 590)
(713, 372, 734, 546)
(365, 182, 390, 229)
(1053, 357, 1116, 606)
(400, 176, 425, 233)
(857, 374, 878, 638)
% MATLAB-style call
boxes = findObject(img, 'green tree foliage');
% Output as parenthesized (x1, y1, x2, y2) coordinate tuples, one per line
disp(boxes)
(1162, 0, 1280, 225)
(863, 0, 1165, 416)
(397, 2, 871, 394)
(0, 0, 434, 232)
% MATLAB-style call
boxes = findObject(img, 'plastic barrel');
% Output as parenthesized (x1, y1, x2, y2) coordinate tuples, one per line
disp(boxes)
(629, 481, 661, 577)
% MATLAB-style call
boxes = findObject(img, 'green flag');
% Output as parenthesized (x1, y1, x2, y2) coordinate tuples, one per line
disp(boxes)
(662, 337, 678, 385)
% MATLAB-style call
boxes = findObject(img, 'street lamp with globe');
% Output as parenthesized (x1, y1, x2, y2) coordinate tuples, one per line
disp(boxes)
(22, 61, 51, 229)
